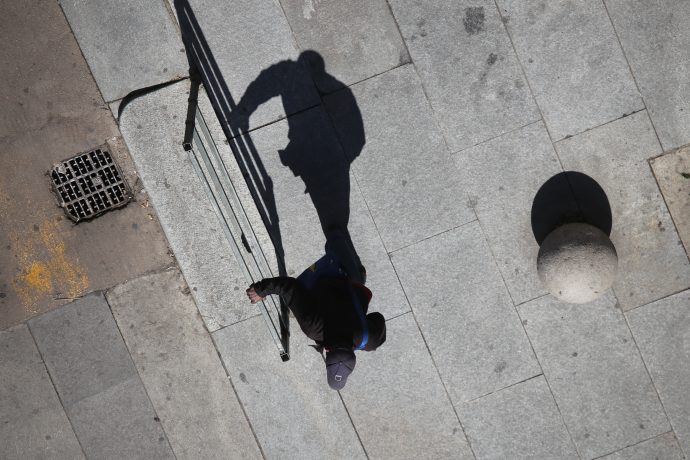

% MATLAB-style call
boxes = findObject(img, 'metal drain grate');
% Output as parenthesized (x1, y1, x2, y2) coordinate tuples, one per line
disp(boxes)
(50, 145, 132, 222)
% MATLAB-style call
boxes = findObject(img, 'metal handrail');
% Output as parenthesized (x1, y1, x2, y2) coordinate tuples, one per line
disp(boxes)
(185, 105, 289, 361)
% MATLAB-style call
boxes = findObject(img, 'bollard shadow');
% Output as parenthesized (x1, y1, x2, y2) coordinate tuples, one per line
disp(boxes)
(174, 0, 366, 356)
(531, 171, 612, 245)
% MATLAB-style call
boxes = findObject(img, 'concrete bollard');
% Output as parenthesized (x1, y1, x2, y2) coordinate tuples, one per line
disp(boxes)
(537, 223, 617, 304)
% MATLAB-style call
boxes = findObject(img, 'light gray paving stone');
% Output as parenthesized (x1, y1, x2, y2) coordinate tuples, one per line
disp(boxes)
(68, 376, 174, 460)
(387, 0, 539, 152)
(453, 121, 563, 304)
(605, 0, 690, 150)
(0, 325, 84, 460)
(106, 269, 262, 460)
(651, 145, 690, 257)
(518, 292, 670, 459)
(27, 293, 137, 407)
(599, 432, 683, 460)
(497, 0, 643, 141)
(175, 0, 319, 130)
(241, 105, 410, 318)
(391, 221, 540, 404)
(213, 316, 366, 460)
(119, 81, 257, 331)
(326, 65, 476, 252)
(341, 313, 473, 460)
(627, 289, 690, 457)
(279, 0, 408, 93)
(458, 376, 577, 460)
(59, 0, 188, 102)
(556, 111, 690, 310)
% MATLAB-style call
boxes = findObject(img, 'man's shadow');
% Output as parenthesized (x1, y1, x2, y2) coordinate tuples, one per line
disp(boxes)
(230, 50, 366, 275)
(174, 0, 365, 350)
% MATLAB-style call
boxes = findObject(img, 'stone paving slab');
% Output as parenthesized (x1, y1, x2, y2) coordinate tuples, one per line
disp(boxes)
(626, 289, 690, 457)
(60, 0, 188, 102)
(213, 316, 366, 460)
(326, 65, 475, 252)
(240, 105, 409, 319)
(458, 376, 577, 460)
(341, 313, 473, 460)
(67, 376, 174, 459)
(600, 432, 684, 460)
(60, 0, 189, 102)
(106, 269, 262, 459)
(388, 0, 539, 152)
(605, 0, 690, 151)
(651, 144, 690, 257)
(555, 111, 690, 310)
(278, 0, 408, 93)
(518, 292, 670, 459)
(176, 0, 320, 131)
(453, 121, 563, 304)
(0, 325, 84, 459)
(497, 0, 643, 141)
(27, 292, 138, 407)
(119, 81, 256, 331)
(391, 221, 540, 404)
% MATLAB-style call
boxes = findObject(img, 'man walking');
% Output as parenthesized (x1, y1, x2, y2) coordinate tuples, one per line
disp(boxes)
(246, 227, 386, 390)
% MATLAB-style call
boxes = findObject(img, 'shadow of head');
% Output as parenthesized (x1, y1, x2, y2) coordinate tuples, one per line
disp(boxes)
(298, 50, 326, 78)
(531, 172, 612, 245)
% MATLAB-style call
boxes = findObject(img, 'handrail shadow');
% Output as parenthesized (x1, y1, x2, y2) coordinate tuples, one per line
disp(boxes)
(174, 0, 291, 355)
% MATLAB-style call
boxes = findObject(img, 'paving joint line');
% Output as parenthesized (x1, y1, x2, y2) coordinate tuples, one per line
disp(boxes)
(103, 294, 180, 460)
(25, 324, 89, 459)
(335, 390, 371, 460)
(473, 206, 583, 458)
(600, 0, 666, 151)
(492, 1, 559, 148)
(55, 0, 112, 122)
(384, 309, 412, 323)
(387, 257, 478, 460)
(619, 286, 690, 315)
(274, 0, 305, 64)
(449, 119, 542, 156)
(648, 156, 690, 263)
(335, 61, 412, 93)
(464, 373, 543, 404)
(162, 0, 181, 34)
(229, 102, 321, 139)
(205, 331, 268, 460)
(514, 292, 549, 308)
(383, 0, 456, 156)
(611, 280, 686, 459)
(335, 166, 404, 458)
(553, 108, 647, 146)
(387, 218, 479, 255)
(210, 312, 264, 333)
(621, 305, 681, 450)
(590, 430, 682, 460)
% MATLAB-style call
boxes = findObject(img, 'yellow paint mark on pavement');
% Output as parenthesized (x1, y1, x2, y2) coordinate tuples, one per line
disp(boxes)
(12, 217, 89, 312)
(23, 262, 52, 292)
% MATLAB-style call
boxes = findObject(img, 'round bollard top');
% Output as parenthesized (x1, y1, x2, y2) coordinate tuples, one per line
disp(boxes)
(537, 223, 617, 304)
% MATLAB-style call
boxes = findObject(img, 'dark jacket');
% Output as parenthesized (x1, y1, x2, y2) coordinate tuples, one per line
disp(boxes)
(251, 276, 386, 351)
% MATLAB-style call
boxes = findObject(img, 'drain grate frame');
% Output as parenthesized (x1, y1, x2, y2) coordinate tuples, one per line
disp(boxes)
(49, 145, 133, 222)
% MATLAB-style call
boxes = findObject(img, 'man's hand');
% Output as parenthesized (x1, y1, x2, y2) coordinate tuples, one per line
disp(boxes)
(246, 286, 265, 304)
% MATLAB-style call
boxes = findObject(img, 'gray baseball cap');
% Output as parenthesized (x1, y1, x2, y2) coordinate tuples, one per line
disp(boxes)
(325, 348, 356, 390)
